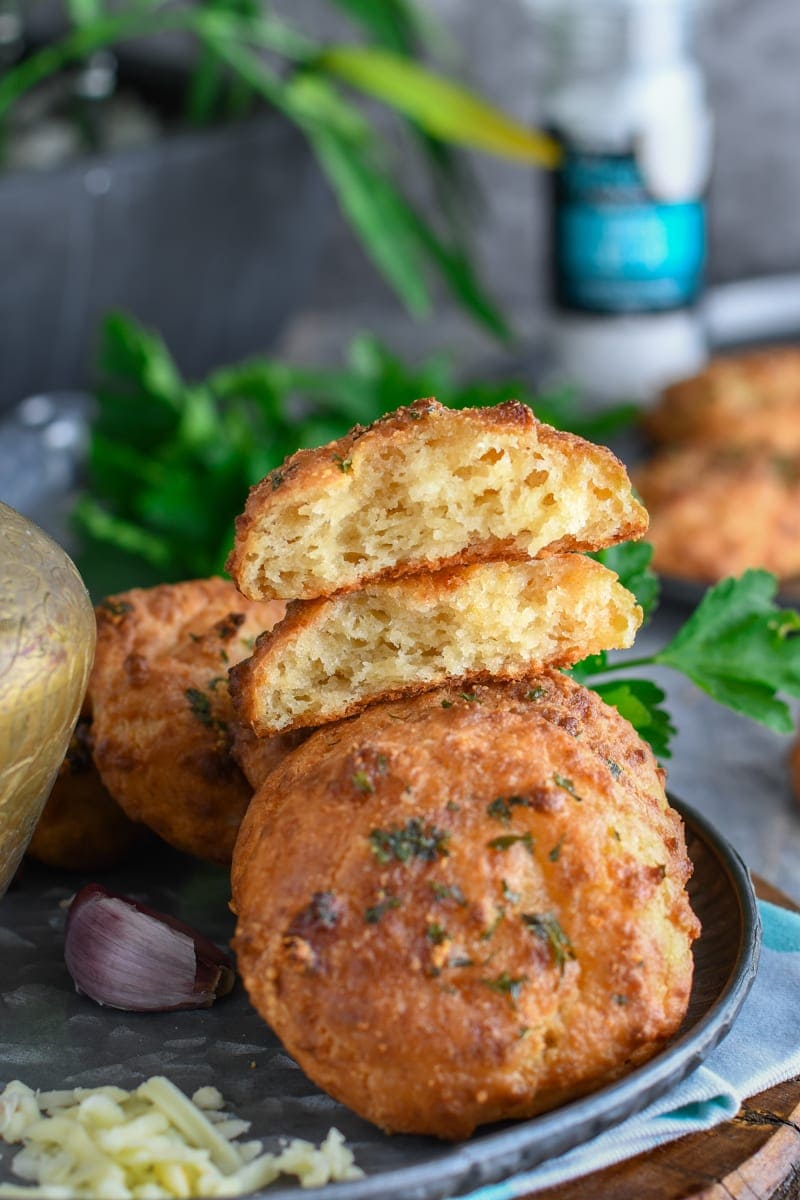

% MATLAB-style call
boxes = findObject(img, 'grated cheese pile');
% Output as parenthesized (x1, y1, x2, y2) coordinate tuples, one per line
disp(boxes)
(0, 1076, 363, 1199)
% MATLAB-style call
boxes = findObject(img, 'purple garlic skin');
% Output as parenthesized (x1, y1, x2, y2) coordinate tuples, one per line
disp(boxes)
(64, 883, 235, 1012)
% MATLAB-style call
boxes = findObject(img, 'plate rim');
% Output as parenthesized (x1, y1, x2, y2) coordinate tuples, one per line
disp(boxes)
(257, 792, 761, 1200)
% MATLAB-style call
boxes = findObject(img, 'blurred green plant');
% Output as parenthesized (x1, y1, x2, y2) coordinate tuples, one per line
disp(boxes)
(72, 310, 635, 595)
(0, 0, 559, 336)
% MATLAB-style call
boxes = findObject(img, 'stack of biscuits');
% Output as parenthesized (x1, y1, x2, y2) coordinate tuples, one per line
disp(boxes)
(226, 399, 701, 1140)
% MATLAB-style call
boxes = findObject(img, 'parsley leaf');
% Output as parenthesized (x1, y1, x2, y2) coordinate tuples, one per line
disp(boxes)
(577, 569, 800, 757)
(591, 680, 676, 761)
(653, 570, 800, 732)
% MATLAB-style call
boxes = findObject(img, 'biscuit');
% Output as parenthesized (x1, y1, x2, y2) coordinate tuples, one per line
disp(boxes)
(89, 579, 285, 864)
(646, 347, 800, 451)
(27, 716, 146, 871)
(634, 445, 800, 584)
(231, 669, 668, 908)
(229, 556, 641, 738)
(233, 677, 699, 1139)
(230, 723, 309, 792)
(227, 398, 648, 601)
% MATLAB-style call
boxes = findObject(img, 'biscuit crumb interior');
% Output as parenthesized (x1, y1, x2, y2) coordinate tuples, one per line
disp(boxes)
(242, 559, 640, 734)
(238, 428, 638, 599)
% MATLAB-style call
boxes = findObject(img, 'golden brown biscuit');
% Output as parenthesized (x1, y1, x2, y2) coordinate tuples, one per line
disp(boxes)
(230, 556, 642, 738)
(231, 670, 668, 908)
(89, 579, 285, 864)
(233, 677, 699, 1139)
(228, 398, 648, 602)
(646, 347, 800, 451)
(230, 723, 309, 792)
(27, 716, 145, 871)
(634, 445, 800, 584)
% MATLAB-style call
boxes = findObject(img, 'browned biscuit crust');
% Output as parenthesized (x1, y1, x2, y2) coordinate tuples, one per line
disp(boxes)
(27, 716, 146, 871)
(89, 578, 285, 864)
(646, 347, 800, 451)
(230, 723, 310, 793)
(230, 556, 642, 738)
(231, 669, 667, 908)
(233, 675, 699, 1139)
(227, 398, 647, 601)
(634, 445, 800, 584)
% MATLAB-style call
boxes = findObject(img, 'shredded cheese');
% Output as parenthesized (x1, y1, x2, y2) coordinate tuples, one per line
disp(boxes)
(0, 1077, 363, 1198)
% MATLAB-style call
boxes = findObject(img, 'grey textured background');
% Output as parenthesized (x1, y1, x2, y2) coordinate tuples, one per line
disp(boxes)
(278, 0, 800, 369)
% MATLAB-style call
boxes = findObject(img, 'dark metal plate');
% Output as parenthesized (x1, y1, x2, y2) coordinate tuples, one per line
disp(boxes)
(0, 795, 760, 1200)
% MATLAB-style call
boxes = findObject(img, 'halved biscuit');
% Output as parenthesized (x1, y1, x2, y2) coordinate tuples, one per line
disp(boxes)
(229, 556, 641, 737)
(227, 398, 647, 601)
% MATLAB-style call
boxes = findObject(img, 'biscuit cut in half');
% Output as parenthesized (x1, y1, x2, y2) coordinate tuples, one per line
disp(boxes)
(229, 555, 641, 738)
(227, 398, 648, 601)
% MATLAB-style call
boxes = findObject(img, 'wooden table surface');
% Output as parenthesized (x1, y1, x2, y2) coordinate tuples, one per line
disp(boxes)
(525, 876, 800, 1200)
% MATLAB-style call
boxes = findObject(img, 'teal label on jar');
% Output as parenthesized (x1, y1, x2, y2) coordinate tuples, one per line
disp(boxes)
(553, 148, 706, 313)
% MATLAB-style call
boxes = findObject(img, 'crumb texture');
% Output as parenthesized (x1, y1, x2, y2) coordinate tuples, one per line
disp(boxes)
(228, 399, 647, 600)
(230, 557, 641, 737)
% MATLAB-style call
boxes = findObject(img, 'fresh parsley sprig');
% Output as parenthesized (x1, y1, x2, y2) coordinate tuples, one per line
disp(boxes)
(573, 548, 800, 757)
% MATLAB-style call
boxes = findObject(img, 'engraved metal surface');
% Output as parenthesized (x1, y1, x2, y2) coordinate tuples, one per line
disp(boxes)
(0, 503, 95, 894)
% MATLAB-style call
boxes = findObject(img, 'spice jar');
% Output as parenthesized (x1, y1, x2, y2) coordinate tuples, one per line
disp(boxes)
(539, 0, 713, 404)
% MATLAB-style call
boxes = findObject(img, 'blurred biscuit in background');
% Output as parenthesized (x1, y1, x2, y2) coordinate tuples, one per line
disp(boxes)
(646, 347, 800, 452)
(634, 444, 800, 586)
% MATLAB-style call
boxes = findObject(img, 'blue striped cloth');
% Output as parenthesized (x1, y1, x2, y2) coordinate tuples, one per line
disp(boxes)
(461, 900, 800, 1199)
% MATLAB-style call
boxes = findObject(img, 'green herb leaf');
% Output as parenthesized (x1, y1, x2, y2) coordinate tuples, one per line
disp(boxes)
(487, 833, 534, 856)
(426, 922, 449, 945)
(552, 773, 583, 802)
(548, 835, 565, 863)
(430, 881, 467, 905)
(592, 680, 675, 760)
(487, 795, 532, 824)
(481, 971, 527, 1004)
(320, 45, 560, 166)
(365, 895, 401, 923)
(351, 770, 375, 794)
(522, 912, 575, 974)
(653, 570, 800, 732)
(185, 687, 213, 727)
(303, 122, 431, 317)
(370, 819, 450, 864)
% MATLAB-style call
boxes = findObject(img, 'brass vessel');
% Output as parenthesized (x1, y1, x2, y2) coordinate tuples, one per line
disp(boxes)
(0, 503, 95, 895)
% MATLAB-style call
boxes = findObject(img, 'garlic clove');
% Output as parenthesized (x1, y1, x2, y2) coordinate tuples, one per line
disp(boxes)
(64, 884, 235, 1012)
